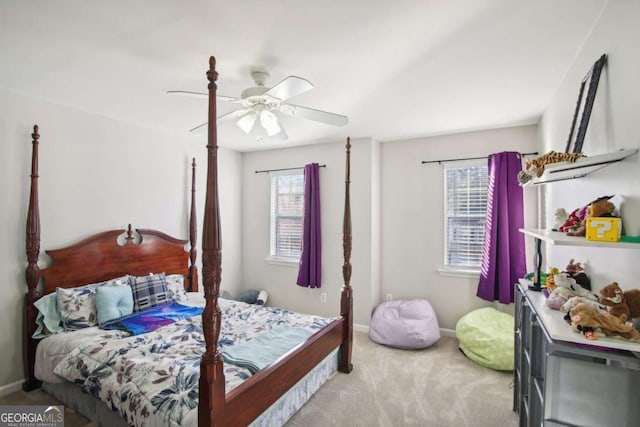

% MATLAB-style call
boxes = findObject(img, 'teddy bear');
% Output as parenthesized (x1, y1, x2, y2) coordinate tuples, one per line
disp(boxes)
(569, 302, 640, 342)
(567, 196, 616, 237)
(599, 282, 640, 322)
(545, 272, 598, 310)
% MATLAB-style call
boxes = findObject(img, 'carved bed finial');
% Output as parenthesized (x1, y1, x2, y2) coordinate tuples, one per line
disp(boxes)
(126, 224, 134, 242)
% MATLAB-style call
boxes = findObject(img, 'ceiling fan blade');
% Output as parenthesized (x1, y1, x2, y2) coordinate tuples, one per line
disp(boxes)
(167, 90, 240, 102)
(280, 104, 349, 126)
(167, 90, 206, 98)
(189, 122, 208, 133)
(265, 76, 313, 101)
(219, 108, 251, 122)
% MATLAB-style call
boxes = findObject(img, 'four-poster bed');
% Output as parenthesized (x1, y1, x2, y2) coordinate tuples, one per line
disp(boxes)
(23, 55, 353, 426)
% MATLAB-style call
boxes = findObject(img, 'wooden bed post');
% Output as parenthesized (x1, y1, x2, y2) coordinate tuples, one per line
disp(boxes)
(24, 125, 42, 391)
(339, 137, 354, 373)
(189, 157, 199, 292)
(199, 56, 225, 427)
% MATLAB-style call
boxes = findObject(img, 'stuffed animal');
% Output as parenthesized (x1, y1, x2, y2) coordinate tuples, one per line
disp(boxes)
(569, 303, 640, 342)
(599, 282, 640, 322)
(545, 267, 560, 291)
(564, 258, 590, 290)
(553, 208, 569, 231)
(567, 196, 616, 237)
(517, 151, 587, 185)
(546, 273, 598, 310)
(559, 207, 587, 233)
(561, 296, 606, 314)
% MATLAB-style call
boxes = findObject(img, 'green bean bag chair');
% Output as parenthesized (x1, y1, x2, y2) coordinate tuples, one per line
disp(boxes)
(455, 307, 514, 371)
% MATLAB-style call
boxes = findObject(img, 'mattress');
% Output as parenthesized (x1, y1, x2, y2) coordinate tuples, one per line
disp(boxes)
(35, 294, 337, 426)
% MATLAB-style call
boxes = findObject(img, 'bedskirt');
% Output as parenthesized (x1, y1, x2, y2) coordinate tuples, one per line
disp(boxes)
(42, 348, 338, 427)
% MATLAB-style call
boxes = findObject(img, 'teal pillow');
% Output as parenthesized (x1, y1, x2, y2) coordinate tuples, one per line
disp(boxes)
(33, 293, 64, 338)
(96, 284, 134, 326)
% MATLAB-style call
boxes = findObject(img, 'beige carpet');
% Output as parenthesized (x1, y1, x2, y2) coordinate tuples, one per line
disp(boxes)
(0, 331, 517, 427)
(287, 331, 518, 427)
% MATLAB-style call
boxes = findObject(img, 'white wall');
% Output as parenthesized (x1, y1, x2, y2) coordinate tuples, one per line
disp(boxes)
(241, 138, 377, 326)
(381, 126, 538, 330)
(0, 90, 242, 393)
(539, 0, 640, 292)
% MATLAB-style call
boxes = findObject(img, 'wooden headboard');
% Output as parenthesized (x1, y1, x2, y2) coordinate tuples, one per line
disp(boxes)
(41, 226, 193, 294)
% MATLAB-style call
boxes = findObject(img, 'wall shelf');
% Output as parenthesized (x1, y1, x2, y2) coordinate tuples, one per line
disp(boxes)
(520, 228, 640, 249)
(523, 148, 638, 185)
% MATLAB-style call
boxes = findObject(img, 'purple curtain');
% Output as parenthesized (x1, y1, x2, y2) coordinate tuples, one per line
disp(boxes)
(297, 163, 322, 288)
(477, 152, 526, 304)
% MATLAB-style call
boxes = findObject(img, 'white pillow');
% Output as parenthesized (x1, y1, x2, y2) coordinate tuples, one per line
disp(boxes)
(165, 274, 189, 303)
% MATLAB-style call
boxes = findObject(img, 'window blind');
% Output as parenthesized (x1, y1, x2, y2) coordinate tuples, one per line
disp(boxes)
(270, 173, 304, 258)
(444, 166, 488, 269)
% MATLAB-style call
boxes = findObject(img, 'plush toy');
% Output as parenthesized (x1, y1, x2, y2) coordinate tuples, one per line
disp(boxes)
(559, 207, 587, 233)
(517, 151, 587, 185)
(599, 282, 640, 322)
(564, 258, 591, 290)
(569, 303, 640, 342)
(553, 209, 569, 231)
(567, 196, 616, 237)
(545, 267, 560, 291)
(545, 273, 598, 310)
(561, 296, 606, 314)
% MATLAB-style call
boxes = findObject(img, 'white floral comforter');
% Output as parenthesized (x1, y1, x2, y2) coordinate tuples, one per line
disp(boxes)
(50, 298, 335, 427)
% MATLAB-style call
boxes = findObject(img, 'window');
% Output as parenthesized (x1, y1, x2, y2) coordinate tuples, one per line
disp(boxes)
(444, 165, 488, 270)
(269, 172, 304, 260)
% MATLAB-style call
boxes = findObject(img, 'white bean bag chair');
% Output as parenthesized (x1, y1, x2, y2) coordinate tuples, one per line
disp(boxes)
(369, 299, 440, 349)
(455, 307, 514, 371)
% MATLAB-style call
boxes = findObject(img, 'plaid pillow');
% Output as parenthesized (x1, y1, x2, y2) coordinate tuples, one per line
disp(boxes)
(130, 273, 169, 312)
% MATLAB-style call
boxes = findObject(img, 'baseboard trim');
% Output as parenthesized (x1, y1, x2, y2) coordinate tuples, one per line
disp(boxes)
(0, 379, 24, 398)
(440, 328, 456, 338)
(354, 323, 369, 333)
(354, 324, 456, 339)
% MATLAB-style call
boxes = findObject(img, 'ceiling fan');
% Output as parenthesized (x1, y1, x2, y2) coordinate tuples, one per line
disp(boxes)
(168, 70, 348, 140)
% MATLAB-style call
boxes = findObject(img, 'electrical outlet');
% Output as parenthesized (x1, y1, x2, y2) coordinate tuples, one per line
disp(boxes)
(320, 292, 327, 303)
(385, 293, 393, 302)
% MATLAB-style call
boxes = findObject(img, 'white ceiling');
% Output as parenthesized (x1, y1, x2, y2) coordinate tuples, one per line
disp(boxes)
(1, 0, 606, 152)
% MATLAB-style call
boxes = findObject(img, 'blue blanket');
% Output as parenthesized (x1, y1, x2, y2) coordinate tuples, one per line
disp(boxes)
(101, 302, 203, 335)
(222, 326, 313, 373)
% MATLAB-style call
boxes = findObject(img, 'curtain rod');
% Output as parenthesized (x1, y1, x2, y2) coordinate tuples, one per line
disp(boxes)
(421, 152, 539, 165)
(254, 164, 327, 174)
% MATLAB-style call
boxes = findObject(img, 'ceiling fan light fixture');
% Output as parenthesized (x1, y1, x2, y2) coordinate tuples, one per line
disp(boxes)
(236, 112, 257, 134)
(260, 110, 282, 136)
